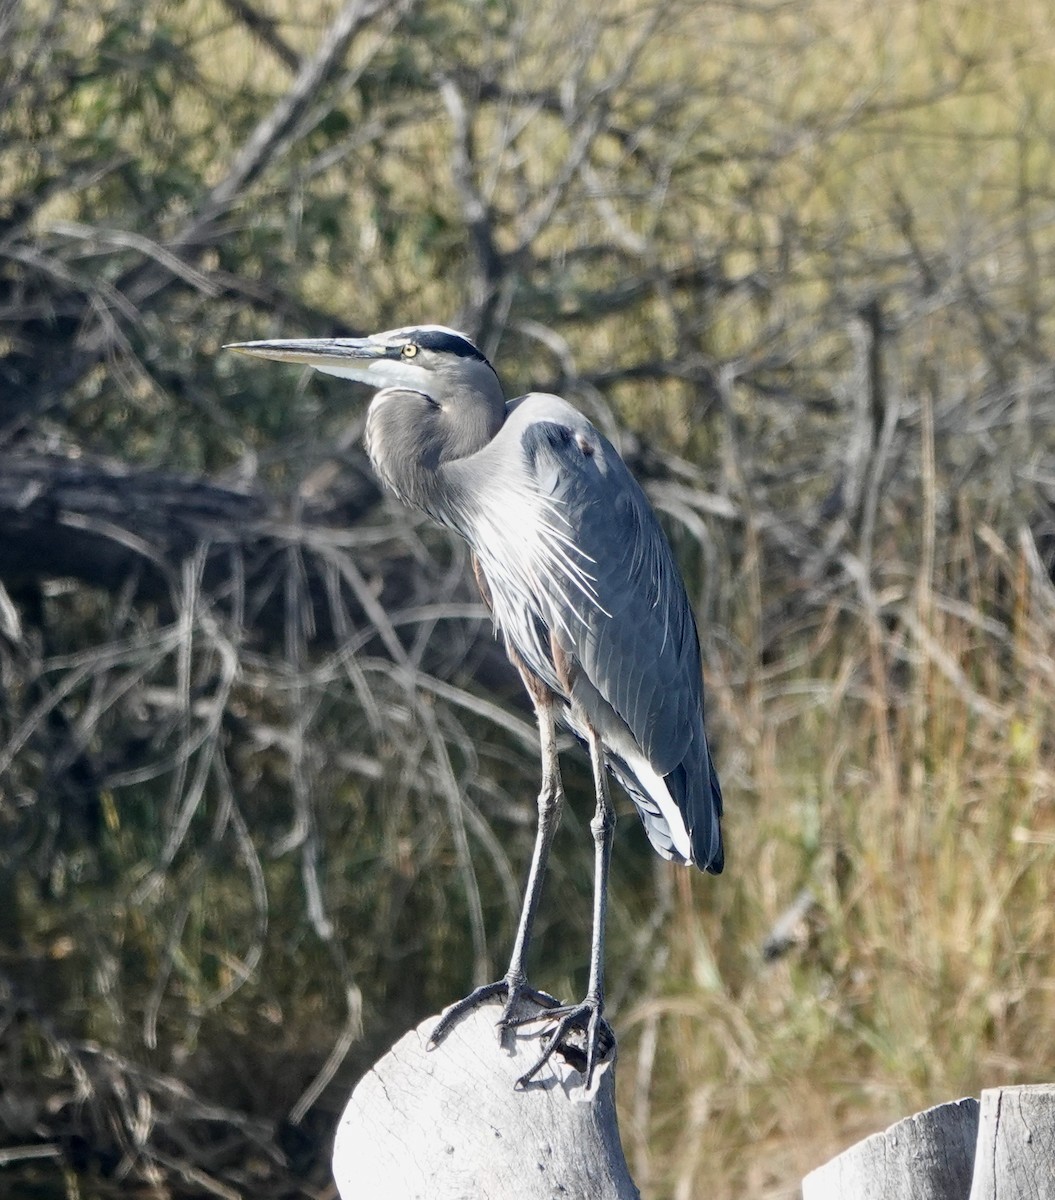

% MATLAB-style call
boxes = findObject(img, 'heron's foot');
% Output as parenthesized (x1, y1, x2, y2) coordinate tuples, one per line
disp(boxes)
(510, 995, 615, 1089)
(427, 975, 560, 1050)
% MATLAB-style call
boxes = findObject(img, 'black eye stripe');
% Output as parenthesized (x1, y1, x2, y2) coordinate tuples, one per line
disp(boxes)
(413, 330, 487, 361)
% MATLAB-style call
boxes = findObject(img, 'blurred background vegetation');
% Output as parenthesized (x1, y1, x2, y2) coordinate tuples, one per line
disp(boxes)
(1, 0, 1054, 1195)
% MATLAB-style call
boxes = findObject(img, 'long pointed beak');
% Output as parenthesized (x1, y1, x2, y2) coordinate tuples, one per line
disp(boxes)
(225, 337, 402, 386)
(225, 337, 389, 368)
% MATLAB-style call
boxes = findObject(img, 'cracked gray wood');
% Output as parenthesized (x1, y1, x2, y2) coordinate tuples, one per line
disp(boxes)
(803, 1085, 1055, 1200)
(332, 997, 639, 1200)
(801, 1097, 980, 1200)
(968, 1085, 1055, 1200)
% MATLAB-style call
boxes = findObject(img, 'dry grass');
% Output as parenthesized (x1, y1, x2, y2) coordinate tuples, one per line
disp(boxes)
(614, 515, 1055, 1197)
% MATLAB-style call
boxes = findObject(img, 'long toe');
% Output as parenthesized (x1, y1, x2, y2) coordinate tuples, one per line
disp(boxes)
(498, 980, 560, 1027)
(427, 981, 509, 1048)
(429, 978, 559, 1049)
(514, 999, 615, 1089)
(583, 1004, 611, 1088)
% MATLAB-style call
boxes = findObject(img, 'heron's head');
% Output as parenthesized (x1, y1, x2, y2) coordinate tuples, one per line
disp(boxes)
(227, 324, 507, 510)
(226, 324, 500, 402)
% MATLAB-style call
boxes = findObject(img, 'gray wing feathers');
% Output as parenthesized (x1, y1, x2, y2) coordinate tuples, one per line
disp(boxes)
(533, 431, 696, 768)
(519, 416, 723, 872)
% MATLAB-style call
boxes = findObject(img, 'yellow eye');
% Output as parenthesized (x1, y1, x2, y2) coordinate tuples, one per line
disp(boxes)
(402, 343, 418, 358)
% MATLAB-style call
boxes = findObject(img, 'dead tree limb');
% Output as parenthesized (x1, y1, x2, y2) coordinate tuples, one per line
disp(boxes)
(0, 449, 517, 691)
(332, 997, 639, 1200)
(0, 449, 392, 633)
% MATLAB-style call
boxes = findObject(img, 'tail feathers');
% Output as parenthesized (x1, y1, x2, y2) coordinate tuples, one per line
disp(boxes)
(666, 755, 723, 874)
(607, 748, 724, 873)
(706, 757, 724, 872)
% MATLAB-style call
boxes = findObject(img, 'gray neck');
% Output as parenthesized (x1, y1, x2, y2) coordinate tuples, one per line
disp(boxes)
(364, 360, 506, 524)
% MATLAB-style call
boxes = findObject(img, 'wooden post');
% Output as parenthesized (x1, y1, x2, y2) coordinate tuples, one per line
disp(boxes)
(332, 996, 639, 1200)
(968, 1085, 1055, 1200)
(803, 1085, 1055, 1199)
(801, 1098, 980, 1200)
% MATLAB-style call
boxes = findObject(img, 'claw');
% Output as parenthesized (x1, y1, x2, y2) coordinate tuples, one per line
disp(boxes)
(429, 982, 614, 1091)
(512, 997, 614, 1089)
(427, 977, 559, 1050)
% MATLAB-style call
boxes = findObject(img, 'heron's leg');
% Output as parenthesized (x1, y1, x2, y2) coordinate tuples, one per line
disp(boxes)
(427, 696, 564, 1048)
(497, 694, 564, 1011)
(583, 725, 615, 1012)
(513, 724, 616, 1089)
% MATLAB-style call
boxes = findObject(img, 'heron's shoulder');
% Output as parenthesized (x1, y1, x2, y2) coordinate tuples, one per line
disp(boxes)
(505, 392, 591, 431)
(496, 393, 639, 507)
(502, 393, 608, 467)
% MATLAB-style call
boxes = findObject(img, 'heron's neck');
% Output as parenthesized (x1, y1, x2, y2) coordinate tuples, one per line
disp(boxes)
(436, 374, 506, 462)
(365, 374, 506, 525)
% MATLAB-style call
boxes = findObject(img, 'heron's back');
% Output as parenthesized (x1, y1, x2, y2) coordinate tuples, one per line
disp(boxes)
(447, 392, 724, 874)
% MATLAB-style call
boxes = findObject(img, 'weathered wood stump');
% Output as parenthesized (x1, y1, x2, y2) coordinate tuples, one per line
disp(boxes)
(968, 1085, 1055, 1200)
(802, 1098, 980, 1200)
(332, 996, 638, 1200)
(803, 1085, 1055, 1200)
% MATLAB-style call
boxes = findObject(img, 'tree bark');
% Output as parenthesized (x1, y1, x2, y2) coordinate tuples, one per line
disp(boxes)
(332, 997, 639, 1200)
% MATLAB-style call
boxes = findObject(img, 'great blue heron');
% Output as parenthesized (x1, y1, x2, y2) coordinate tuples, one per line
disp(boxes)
(228, 325, 723, 1087)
